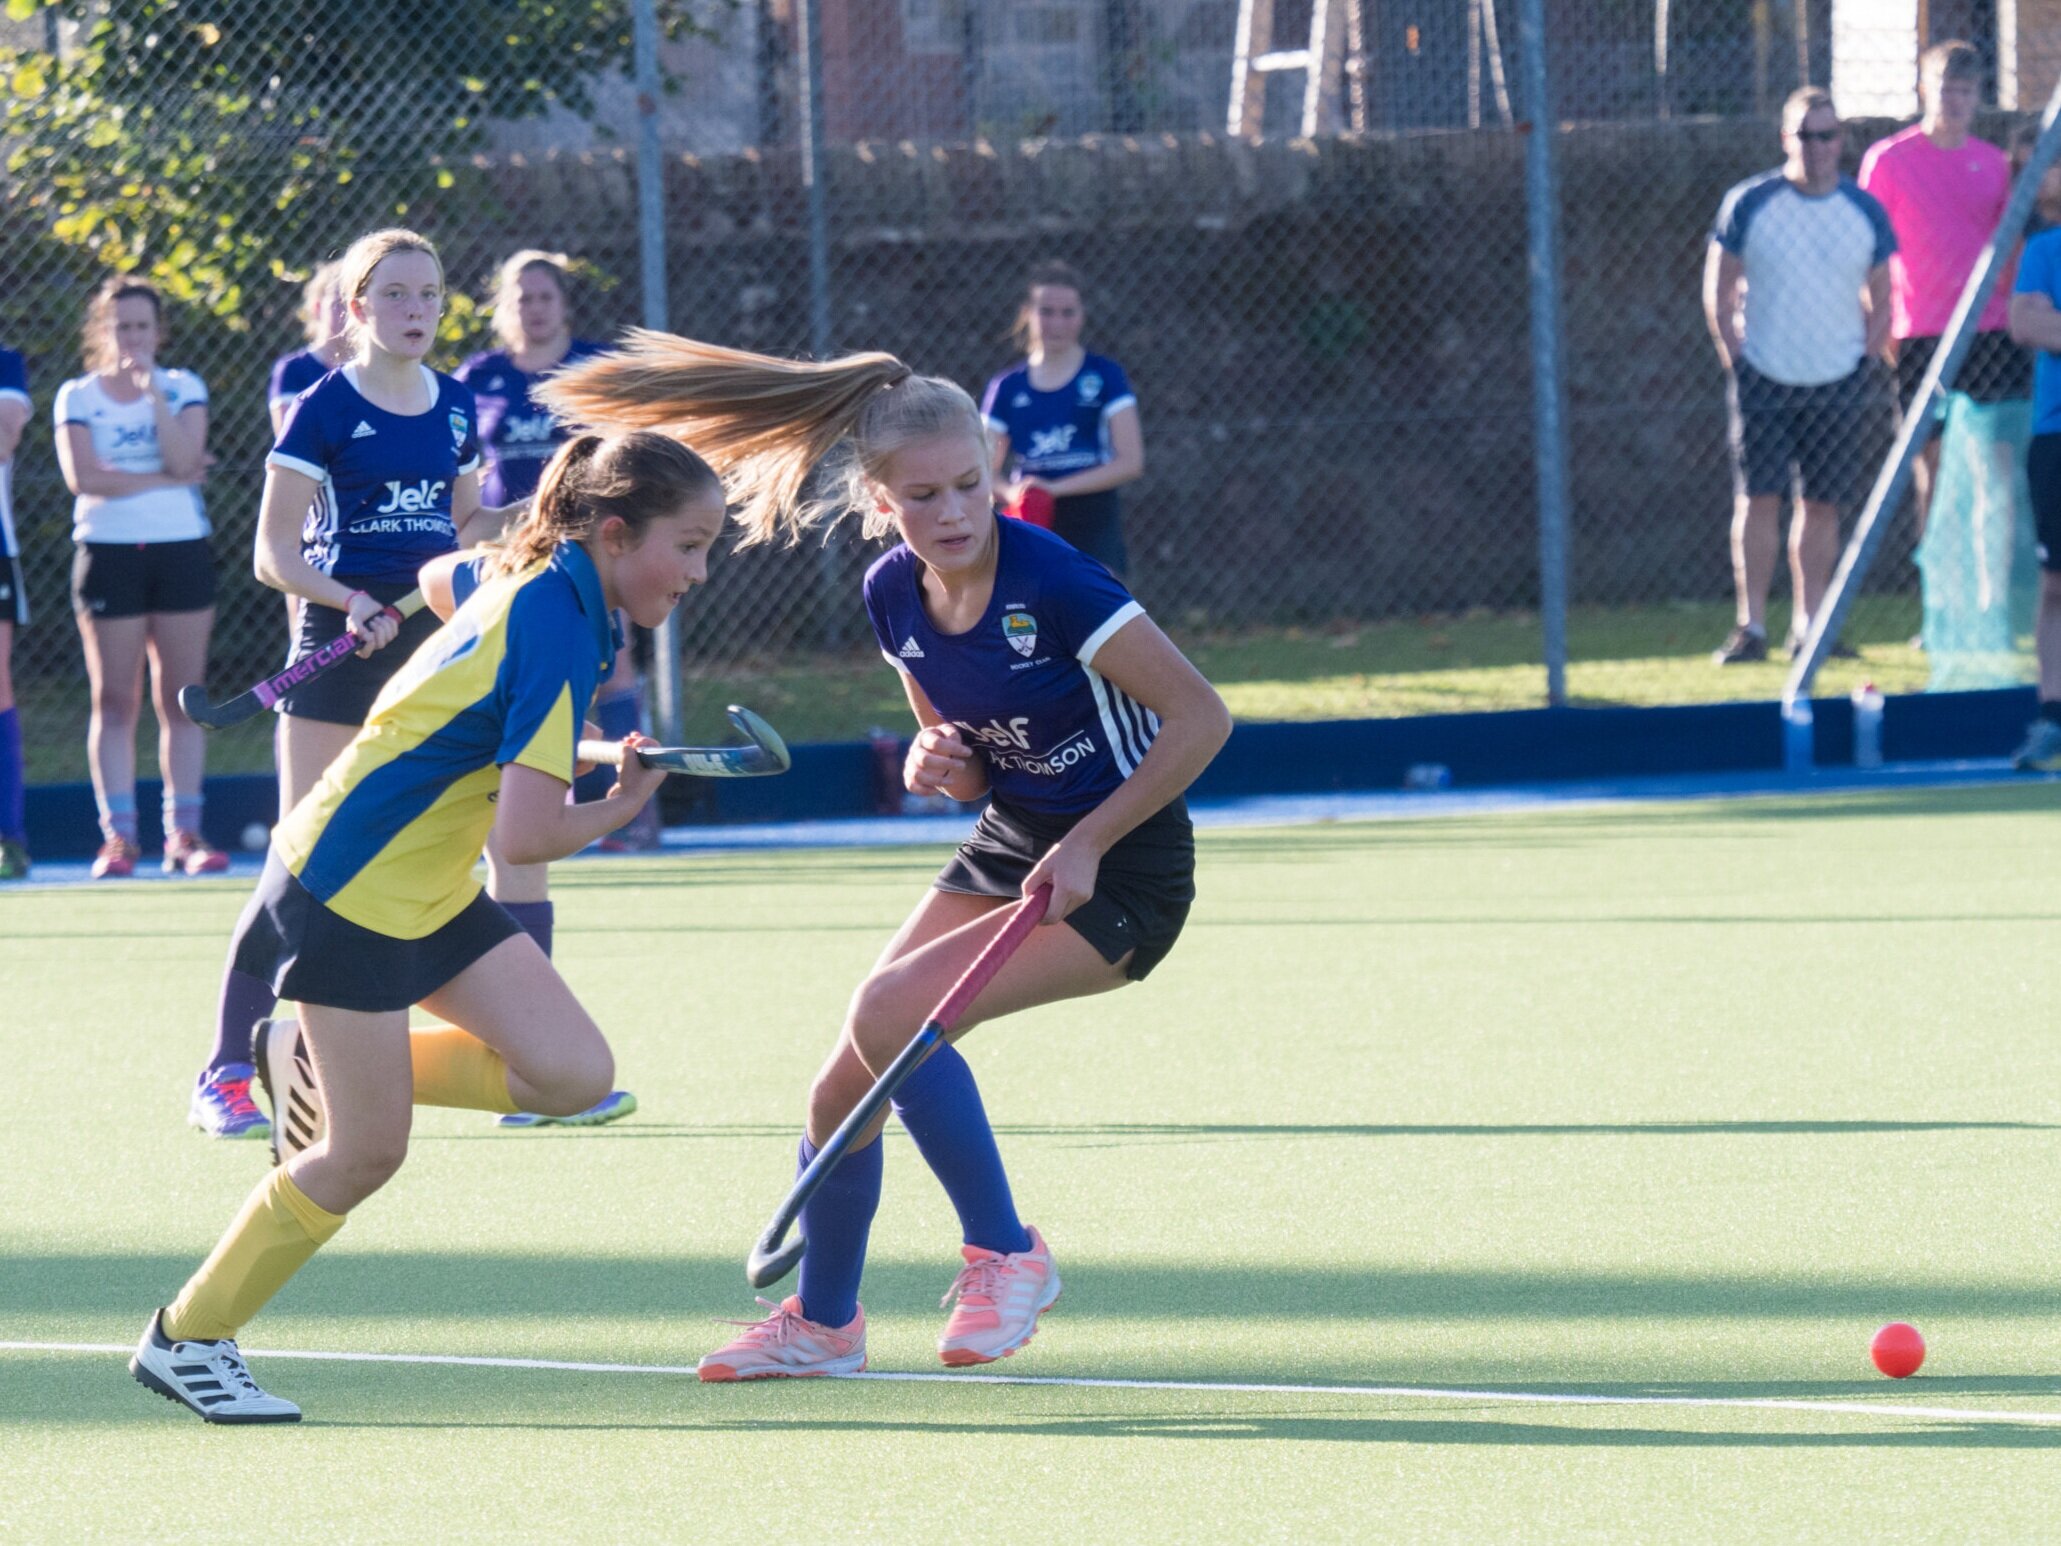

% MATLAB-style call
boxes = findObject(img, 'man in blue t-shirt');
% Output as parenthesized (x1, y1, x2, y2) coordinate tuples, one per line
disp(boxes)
(1704, 86, 1896, 667)
(2005, 161, 2061, 768)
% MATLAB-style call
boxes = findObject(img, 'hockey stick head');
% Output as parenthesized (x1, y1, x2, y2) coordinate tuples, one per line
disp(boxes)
(746, 1228, 807, 1290)
(177, 682, 243, 732)
(631, 705, 790, 777)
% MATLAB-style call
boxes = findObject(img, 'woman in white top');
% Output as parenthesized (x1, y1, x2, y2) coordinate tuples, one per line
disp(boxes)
(54, 275, 226, 879)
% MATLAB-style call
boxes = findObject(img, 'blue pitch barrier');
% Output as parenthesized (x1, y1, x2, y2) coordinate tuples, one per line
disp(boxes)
(16, 683, 2047, 864)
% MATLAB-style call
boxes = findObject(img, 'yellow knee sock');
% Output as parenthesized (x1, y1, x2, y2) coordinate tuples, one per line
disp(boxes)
(164, 1169, 345, 1342)
(410, 1025, 519, 1114)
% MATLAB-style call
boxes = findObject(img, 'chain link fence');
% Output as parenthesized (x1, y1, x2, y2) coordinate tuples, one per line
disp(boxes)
(3, 2, 2058, 793)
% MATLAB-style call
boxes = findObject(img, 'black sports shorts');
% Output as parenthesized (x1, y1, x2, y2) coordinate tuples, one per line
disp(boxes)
(231, 850, 522, 1013)
(275, 575, 442, 725)
(934, 795, 1194, 980)
(71, 537, 215, 619)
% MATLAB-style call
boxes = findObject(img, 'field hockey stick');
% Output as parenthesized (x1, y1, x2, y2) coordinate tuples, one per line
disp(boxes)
(179, 590, 425, 731)
(576, 704, 791, 779)
(746, 883, 1052, 1289)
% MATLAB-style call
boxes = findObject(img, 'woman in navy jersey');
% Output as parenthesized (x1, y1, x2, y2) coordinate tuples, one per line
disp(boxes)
(55, 276, 224, 881)
(457, 251, 651, 846)
(0, 343, 30, 879)
(542, 334, 1229, 1380)
(982, 260, 1145, 577)
(267, 262, 349, 437)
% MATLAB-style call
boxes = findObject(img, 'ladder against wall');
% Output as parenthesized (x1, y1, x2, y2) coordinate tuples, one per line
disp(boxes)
(1227, 0, 1367, 137)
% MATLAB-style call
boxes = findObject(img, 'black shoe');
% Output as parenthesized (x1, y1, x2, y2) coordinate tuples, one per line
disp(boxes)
(1787, 631, 1858, 662)
(1712, 626, 1768, 665)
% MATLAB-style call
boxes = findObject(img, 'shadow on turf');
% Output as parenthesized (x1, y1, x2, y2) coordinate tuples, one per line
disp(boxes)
(14, 1249, 2061, 1328)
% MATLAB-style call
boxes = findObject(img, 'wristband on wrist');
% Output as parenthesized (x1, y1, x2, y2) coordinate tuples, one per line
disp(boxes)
(345, 590, 370, 613)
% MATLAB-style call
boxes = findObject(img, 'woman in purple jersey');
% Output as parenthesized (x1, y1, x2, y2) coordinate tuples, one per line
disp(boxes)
(457, 251, 651, 846)
(267, 262, 349, 437)
(542, 333, 1229, 1380)
(982, 260, 1145, 577)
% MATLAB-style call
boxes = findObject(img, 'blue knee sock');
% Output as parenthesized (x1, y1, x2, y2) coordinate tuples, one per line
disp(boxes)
(795, 1133, 882, 1328)
(501, 900, 554, 959)
(890, 1043, 1030, 1256)
(0, 707, 22, 842)
(209, 967, 276, 1072)
(575, 690, 643, 804)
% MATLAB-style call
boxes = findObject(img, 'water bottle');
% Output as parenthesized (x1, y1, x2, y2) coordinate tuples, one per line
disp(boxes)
(1851, 682, 1884, 769)
(1782, 698, 1814, 773)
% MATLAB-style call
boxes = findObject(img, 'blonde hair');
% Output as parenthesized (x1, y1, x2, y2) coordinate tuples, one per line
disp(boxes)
(1781, 86, 1836, 138)
(337, 228, 443, 355)
(298, 260, 345, 346)
(490, 429, 723, 577)
(491, 249, 571, 354)
(1920, 40, 1982, 90)
(82, 274, 164, 375)
(536, 330, 987, 547)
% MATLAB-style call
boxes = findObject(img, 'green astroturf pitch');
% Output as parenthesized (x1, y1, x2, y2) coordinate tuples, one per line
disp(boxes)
(6, 784, 2061, 1541)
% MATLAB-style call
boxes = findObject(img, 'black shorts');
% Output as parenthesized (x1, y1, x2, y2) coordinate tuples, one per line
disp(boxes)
(1897, 332, 2033, 428)
(1727, 359, 1891, 508)
(2025, 433, 2061, 573)
(0, 554, 25, 628)
(70, 538, 216, 619)
(231, 851, 522, 1012)
(276, 576, 442, 725)
(935, 796, 1194, 980)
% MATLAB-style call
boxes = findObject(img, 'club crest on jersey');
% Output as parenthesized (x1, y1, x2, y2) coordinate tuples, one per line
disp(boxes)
(1002, 611, 1038, 658)
(449, 409, 470, 450)
(1076, 372, 1102, 403)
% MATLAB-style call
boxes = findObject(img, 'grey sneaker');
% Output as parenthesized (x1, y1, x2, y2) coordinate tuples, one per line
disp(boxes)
(1712, 626, 1768, 665)
(130, 1308, 300, 1424)
(2010, 716, 2061, 772)
(255, 1018, 322, 1163)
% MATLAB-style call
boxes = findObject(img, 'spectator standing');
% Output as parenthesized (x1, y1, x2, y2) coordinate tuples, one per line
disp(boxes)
(456, 249, 654, 848)
(268, 262, 351, 437)
(2004, 154, 2061, 768)
(0, 344, 30, 878)
(1705, 88, 1896, 665)
(54, 276, 226, 879)
(981, 261, 1144, 578)
(1859, 39, 2028, 541)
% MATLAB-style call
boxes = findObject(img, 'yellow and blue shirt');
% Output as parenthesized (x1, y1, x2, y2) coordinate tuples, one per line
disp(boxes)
(273, 542, 618, 940)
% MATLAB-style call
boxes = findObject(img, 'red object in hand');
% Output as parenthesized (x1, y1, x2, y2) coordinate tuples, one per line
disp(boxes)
(1008, 485, 1056, 528)
(1870, 1321, 1925, 1379)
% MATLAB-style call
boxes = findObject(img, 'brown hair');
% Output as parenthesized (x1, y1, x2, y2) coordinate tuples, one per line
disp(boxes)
(336, 228, 443, 355)
(536, 330, 986, 547)
(82, 275, 165, 374)
(298, 260, 345, 347)
(490, 249, 571, 354)
(1010, 259, 1088, 353)
(1781, 86, 1837, 138)
(1920, 40, 1982, 91)
(489, 429, 723, 577)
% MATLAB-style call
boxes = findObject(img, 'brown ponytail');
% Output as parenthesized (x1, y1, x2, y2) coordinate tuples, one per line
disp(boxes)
(490, 429, 721, 577)
(536, 330, 986, 547)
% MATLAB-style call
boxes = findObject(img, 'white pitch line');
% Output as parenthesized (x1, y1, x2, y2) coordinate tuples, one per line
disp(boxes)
(7, 1340, 2060, 1428)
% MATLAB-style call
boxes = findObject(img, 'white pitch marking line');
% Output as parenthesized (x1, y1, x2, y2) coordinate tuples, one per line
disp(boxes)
(7, 1341, 2060, 1428)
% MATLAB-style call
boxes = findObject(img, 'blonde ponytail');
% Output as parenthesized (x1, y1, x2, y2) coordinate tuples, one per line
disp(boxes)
(536, 330, 986, 546)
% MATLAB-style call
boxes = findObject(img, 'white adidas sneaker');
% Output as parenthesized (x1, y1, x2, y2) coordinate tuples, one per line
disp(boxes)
(255, 1018, 323, 1163)
(130, 1309, 300, 1424)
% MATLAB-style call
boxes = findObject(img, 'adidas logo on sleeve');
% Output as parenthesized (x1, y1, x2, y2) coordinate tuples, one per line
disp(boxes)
(898, 636, 926, 659)
(351, 421, 377, 439)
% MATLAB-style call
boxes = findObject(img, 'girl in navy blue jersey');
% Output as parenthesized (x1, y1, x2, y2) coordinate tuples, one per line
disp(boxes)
(0, 342, 30, 879)
(267, 262, 349, 438)
(982, 261, 1145, 577)
(541, 334, 1229, 1378)
(457, 251, 651, 847)
(188, 229, 539, 1142)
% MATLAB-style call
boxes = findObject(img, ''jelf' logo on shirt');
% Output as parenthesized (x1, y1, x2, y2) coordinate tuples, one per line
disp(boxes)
(1027, 425, 1078, 461)
(501, 414, 558, 446)
(374, 479, 448, 514)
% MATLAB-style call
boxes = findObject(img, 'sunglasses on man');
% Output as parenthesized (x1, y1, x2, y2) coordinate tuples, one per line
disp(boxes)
(1793, 127, 1842, 143)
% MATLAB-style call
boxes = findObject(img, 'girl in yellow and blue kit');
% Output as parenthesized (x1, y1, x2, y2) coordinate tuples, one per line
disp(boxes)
(129, 429, 725, 1424)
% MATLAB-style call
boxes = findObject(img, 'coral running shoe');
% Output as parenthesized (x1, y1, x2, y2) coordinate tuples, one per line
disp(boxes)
(188, 1062, 272, 1141)
(697, 1296, 866, 1382)
(937, 1225, 1061, 1367)
(164, 828, 231, 876)
(91, 835, 140, 879)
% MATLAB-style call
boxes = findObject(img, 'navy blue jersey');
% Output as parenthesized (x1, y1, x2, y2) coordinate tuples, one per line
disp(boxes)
(981, 353, 1136, 574)
(0, 348, 26, 559)
(456, 340, 607, 508)
(269, 365, 482, 588)
(864, 517, 1155, 819)
(268, 349, 330, 415)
